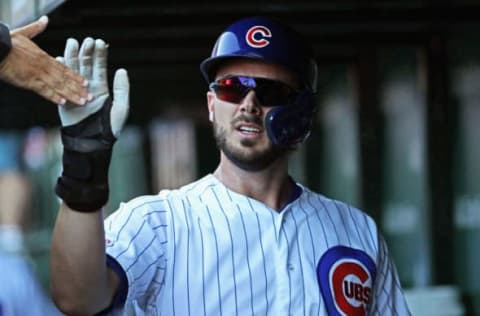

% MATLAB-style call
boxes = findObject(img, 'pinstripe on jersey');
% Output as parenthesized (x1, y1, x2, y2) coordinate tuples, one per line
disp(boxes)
(104, 174, 411, 315)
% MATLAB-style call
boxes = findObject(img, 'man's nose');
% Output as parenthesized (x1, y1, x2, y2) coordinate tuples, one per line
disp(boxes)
(239, 90, 261, 115)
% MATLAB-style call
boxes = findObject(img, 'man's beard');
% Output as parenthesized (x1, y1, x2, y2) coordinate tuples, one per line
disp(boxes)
(213, 116, 288, 172)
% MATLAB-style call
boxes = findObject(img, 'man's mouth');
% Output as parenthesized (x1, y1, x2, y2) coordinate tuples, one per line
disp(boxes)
(238, 124, 261, 134)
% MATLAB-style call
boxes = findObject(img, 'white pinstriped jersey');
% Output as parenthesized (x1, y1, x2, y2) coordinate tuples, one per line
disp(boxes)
(104, 174, 411, 316)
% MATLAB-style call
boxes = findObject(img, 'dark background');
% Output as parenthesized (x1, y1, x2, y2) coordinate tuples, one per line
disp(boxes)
(2, 0, 479, 127)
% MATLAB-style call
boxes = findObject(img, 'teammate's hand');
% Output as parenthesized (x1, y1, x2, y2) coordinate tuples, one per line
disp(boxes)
(58, 37, 129, 137)
(0, 16, 89, 105)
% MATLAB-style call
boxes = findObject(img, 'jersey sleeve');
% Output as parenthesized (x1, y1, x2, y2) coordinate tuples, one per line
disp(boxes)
(104, 195, 170, 307)
(0, 23, 12, 63)
(369, 233, 411, 315)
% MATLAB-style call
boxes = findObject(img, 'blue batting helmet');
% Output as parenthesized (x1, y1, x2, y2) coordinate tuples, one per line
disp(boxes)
(200, 16, 318, 92)
(200, 16, 318, 147)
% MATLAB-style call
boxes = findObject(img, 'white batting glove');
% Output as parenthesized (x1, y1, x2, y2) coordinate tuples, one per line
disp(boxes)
(58, 37, 129, 137)
(54, 37, 130, 212)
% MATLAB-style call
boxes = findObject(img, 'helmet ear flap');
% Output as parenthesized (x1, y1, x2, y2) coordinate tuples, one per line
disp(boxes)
(265, 90, 315, 147)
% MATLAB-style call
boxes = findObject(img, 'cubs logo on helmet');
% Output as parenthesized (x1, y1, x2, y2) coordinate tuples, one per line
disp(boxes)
(317, 246, 376, 316)
(245, 25, 272, 48)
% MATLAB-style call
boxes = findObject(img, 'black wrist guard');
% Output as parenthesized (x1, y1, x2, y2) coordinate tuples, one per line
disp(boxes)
(55, 98, 116, 212)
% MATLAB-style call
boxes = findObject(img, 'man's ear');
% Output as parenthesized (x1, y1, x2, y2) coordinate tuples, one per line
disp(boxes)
(207, 91, 215, 122)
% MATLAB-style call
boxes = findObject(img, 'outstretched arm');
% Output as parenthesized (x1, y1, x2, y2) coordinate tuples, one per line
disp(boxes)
(50, 37, 129, 315)
(51, 203, 120, 314)
(0, 16, 89, 105)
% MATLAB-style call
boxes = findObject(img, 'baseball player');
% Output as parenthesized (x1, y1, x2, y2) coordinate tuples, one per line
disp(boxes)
(50, 17, 411, 315)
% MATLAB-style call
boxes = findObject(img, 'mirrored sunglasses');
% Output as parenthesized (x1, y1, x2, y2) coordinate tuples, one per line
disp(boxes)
(209, 76, 298, 107)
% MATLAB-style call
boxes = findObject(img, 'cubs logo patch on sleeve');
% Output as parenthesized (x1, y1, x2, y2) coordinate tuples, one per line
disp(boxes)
(317, 246, 376, 316)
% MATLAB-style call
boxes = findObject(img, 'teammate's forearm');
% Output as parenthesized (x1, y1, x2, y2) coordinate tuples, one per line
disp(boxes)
(50, 203, 117, 315)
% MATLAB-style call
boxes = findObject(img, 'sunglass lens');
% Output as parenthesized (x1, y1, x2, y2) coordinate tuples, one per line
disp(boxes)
(211, 76, 297, 106)
(256, 80, 296, 106)
(211, 77, 247, 103)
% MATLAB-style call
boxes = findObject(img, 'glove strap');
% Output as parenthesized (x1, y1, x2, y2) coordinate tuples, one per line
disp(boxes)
(55, 98, 116, 212)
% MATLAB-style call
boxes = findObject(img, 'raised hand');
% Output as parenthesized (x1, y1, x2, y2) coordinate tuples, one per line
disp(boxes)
(0, 16, 89, 105)
(55, 37, 130, 212)
(58, 37, 129, 135)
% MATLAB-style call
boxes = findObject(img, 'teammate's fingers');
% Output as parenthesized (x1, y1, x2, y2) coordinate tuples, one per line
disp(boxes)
(79, 37, 95, 80)
(41, 55, 89, 106)
(34, 82, 65, 105)
(12, 15, 48, 39)
(110, 68, 130, 137)
(64, 38, 80, 73)
(56, 56, 88, 87)
(53, 68, 90, 106)
(92, 39, 108, 83)
(53, 39, 93, 105)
